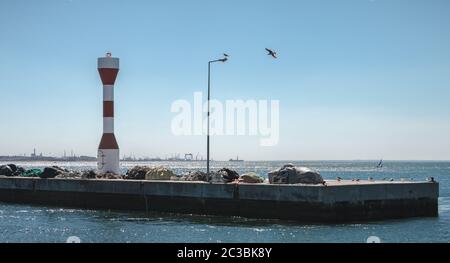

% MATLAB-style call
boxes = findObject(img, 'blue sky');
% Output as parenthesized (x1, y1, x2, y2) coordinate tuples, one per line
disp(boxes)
(1, 0, 450, 160)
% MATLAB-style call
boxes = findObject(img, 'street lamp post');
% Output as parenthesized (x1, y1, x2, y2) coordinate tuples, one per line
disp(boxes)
(207, 55, 228, 175)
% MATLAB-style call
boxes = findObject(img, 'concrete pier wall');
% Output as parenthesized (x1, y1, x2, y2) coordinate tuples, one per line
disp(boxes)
(0, 178, 439, 222)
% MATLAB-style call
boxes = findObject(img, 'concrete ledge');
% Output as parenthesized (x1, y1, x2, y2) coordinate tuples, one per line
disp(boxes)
(0, 177, 439, 222)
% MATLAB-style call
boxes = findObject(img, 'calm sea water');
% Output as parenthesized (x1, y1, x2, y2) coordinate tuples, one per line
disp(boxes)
(0, 161, 449, 243)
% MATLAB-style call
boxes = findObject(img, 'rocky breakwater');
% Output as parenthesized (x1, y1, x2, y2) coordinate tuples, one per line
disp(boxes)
(268, 164, 324, 185)
(0, 164, 123, 180)
(1, 163, 324, 186)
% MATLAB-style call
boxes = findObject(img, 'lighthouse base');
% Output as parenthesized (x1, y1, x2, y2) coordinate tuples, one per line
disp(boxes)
(97, 149, 120, 174)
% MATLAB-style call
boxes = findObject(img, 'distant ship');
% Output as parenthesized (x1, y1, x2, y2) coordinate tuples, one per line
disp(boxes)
(229, 156, 244, 162)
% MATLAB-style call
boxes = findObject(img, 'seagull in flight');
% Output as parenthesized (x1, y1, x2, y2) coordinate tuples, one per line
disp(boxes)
(265, 48, 277, 58)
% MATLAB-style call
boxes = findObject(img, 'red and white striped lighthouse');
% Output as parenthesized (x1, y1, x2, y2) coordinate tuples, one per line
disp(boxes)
(97, 53, 120, 174)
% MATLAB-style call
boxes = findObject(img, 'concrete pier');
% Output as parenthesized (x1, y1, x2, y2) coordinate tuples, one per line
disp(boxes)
(0, 178, 439, 222)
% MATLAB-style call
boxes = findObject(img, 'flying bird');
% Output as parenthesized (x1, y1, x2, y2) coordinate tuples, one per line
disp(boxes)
(223, 53, 229, 57)
(265, 48, 277, 58)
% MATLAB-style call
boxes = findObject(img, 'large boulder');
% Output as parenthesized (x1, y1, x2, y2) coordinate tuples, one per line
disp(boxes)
(239, 172, 264, 184)
(218, 168, 239, 182)
(124, 166, 152, 180)
(81, 170, 97, 179)
(7, 164, 17, 172)
(40, 166, 67, 179)
(184, 171, 209, 182)
(0, 165, 13, 177)
(209, 168, 240, 183)
(268, 164, 324, 185)
(145, 167, 175, 181)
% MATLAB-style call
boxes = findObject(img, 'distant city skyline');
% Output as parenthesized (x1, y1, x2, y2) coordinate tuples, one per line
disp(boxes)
(1, 0, 450, 160)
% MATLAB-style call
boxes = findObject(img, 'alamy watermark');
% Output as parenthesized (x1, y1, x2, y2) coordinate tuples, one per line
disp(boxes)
(171, 92, 280, 146)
